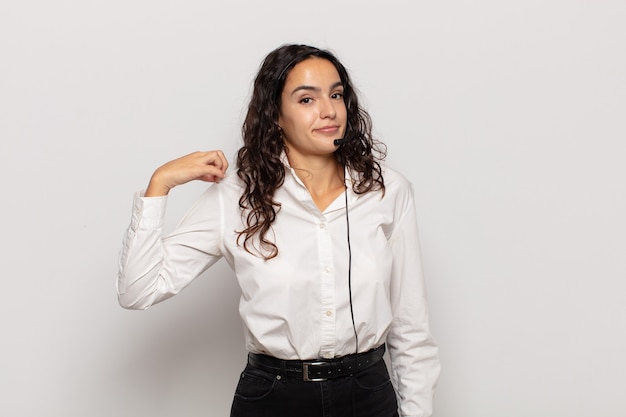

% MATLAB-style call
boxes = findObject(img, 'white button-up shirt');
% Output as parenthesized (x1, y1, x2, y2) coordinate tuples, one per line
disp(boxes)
(117, 161, 440, 417)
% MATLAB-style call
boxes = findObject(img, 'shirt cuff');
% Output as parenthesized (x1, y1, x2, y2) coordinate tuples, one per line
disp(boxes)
(130, 190, 168, 230)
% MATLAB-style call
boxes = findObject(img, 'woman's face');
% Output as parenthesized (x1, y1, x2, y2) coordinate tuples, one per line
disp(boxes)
(278, 57, 347, 159)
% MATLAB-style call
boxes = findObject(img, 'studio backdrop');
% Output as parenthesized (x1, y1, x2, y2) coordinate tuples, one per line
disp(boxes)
(1, 1, 625, 416)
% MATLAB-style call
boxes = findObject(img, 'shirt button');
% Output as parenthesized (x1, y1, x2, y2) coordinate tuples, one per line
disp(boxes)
(325, 310, 333, 317)
(325, 266, 331, 273)
(319, 223, 326, 229)
(322, 352, 333, 359)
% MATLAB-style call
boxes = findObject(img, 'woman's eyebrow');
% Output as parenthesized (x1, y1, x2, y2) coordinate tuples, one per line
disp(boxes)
(290, 81, 343, 96)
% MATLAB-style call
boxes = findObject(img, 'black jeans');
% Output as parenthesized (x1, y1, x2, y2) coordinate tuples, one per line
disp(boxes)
(230, 357, 399, 417)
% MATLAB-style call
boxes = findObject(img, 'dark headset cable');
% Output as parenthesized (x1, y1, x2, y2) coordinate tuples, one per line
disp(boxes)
(336, 138, 359, 354)
(344, 182, 359, 354)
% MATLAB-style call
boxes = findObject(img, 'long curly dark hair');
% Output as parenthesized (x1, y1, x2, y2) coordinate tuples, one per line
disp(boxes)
(236, 44, 386, 259)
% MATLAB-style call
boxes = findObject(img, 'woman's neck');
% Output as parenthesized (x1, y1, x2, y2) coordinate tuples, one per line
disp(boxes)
(287, 153, 345, 211)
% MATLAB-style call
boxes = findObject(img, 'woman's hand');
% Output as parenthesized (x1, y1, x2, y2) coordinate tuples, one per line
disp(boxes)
(145, 150, 229, 197)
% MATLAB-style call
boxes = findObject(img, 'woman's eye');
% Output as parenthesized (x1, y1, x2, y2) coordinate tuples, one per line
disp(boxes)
(300, 97, 312, 104)
(331, 92, 344, 100)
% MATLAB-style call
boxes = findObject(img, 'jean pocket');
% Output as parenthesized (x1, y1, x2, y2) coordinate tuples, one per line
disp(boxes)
(234, 365, 278, 400)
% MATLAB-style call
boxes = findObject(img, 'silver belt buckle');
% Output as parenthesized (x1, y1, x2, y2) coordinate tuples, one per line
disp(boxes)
(302, 361, 328, 382)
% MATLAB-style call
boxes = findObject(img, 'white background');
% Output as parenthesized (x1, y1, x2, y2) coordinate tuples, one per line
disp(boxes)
(1, 1, 625, 416)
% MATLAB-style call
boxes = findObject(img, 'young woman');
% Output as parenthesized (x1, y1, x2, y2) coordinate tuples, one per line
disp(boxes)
(118, 44, 440, 417)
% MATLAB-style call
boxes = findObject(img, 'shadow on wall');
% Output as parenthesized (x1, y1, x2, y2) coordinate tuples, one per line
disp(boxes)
(110, 261, 245, 416)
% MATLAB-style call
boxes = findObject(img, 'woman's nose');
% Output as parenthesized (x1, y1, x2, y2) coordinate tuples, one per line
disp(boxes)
(320, 98, 336, 119)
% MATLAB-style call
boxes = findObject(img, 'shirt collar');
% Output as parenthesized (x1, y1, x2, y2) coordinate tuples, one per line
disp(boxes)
(279, 151, 358, 213)
(280, 150, 355, 188)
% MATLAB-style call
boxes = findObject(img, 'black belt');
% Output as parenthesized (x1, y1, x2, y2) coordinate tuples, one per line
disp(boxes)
(247, 344, 385, 382)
